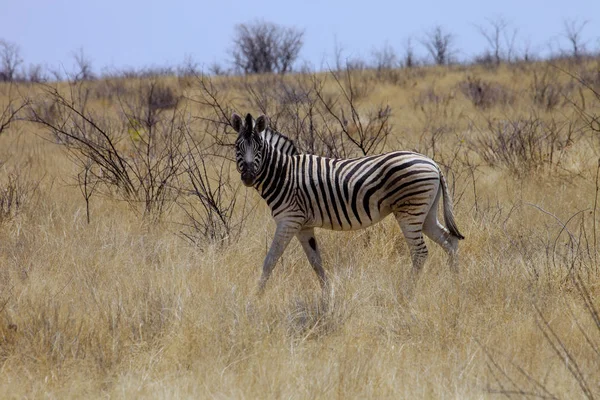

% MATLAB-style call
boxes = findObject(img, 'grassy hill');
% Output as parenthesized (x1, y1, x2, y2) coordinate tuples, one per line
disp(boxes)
(0, 59, 599, 398)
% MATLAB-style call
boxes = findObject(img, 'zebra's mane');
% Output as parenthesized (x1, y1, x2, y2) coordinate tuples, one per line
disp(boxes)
(261, 128, 298, 156)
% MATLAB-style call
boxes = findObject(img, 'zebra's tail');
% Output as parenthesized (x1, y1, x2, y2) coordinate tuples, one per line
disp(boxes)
(439, 170, 465, 240)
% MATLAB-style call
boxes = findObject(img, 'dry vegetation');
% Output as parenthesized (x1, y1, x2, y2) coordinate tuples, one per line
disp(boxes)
(1, 58, 600, 399)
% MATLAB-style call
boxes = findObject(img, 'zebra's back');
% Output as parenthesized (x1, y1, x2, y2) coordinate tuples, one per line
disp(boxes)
(292, 151, 441, 231)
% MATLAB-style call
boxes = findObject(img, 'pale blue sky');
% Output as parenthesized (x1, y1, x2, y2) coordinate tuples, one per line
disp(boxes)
(2, 0, 599, 74)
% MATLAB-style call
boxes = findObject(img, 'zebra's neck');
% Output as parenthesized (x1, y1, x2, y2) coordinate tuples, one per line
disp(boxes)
(260, 128, 298, 156)
(253, 143, 295, 202)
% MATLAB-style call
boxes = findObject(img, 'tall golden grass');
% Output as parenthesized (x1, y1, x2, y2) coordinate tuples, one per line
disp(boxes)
(0, 59, 599, 398)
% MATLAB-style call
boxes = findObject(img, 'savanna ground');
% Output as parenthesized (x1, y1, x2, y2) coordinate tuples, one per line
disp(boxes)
(1, 59, 600, 399)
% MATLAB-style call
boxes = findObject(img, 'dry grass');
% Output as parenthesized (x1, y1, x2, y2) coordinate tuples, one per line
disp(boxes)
(1, 59, 599, 399)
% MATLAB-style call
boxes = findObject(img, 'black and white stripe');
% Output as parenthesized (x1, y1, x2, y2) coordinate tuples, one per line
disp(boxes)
(232, 113, 464, 293)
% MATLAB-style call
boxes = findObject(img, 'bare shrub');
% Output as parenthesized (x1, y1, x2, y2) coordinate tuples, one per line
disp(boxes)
(562, 18, 589, 62)
(176, 54, 199, 77)
(28, 80, 186, 218)
(71, 47, 95, 81)
(410, 85, 460, 161)
(577, 61, 600, 96)
(177, 134, 254, 247)
(371, 43, 404, 85)
(90, 78, 130, 103)
(371, 42, 397, 71)
(474, 16, 518, 66)
(482, 275, 599, 398)
(190, 69, 392, 159)
(481, 203, 599, 397)
(0, 161, 40, 225)
(0, 84, 29, 136)
(458, 76, 515, 109)
(469, 116, 580, 175)
(310, 69, 391, 157)
(139, 80, 179, 111)
(411, 85, 455, 120)
(402, 37, 416, 68)
(557, 63, 600, 141)
(231, 20, 304, 75)
(0, 39, 23, 82)
(530, 65, 570, 111)
(421, 26, 457, 65)
(208, 62, 229, 76)
(26, 63, 48, 83)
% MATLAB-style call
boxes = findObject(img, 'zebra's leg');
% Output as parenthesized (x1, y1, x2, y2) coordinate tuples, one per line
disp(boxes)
(394, 211, 428, 283)
(422, 190, 459, 272)
(258, 222, 299, 295)
(297, 228, 328, 290)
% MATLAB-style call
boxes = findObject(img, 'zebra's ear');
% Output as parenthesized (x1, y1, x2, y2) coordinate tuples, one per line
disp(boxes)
(255, 115, 269, 133)
(231, 113, 243, 133)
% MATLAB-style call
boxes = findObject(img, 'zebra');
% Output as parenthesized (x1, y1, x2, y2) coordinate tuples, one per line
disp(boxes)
(232, 112, 464, 294)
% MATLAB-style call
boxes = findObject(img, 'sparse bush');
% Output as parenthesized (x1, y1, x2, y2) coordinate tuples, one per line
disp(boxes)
(177, 54, 199, 77)
(530, 66, 569, 111)
(191, 68, 391, 159)
(0, 39, 23, 82)
(309, 69, 391, 156)
(421, 26, 457, 65)
(402, 37, 416, 68)
(90, 78, 130, 102)
(482, 274, 599, 398)
(231, 20, 304, 75)
(578, 61, 600, 93)
(177, 141, 253, 247)
(371, 43, 404, 85)
(411, 85, 455, 119)
(28, 80, 186, 218)
(458, 76, 515, 109)
(0, 84, 28, 136)
(474, 16, 518, 66)
(562, 18, 589, 62)
(469, 116, 579, 175)
(208, 62, 229, 76)
(25, 63, 47, 83)
(0, 162, 40, 225)
(472, 51, 497, 69)
(371, 42, 398, 71)
(71, 47, 95, 81)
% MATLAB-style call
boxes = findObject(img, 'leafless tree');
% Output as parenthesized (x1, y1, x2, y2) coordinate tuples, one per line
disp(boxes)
(520, 37, 537, 63)
(475, 16, 518, 65)
(48, 66, 64, 82)
(371, 42, 398, 71)
(562, 18, 589, 61)
(72, 47, 95, 81)
(231, 20, 304, 75)
(26, 63, 47, 83)
(332, 36, 345, 72)
(208, 62, 228, 76)
(0, 39, 23, 82)
(177, 54, 199, 77)
(1, 84, 29, 135)
(402, 37, 416, 68)
(421, 26, 456, 65)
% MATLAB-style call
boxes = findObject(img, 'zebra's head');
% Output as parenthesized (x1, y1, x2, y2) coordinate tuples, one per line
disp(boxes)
(232, 112, 268, 187)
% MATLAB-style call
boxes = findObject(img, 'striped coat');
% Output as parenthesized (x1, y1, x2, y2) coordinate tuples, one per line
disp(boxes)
(233, 113, 464, 293)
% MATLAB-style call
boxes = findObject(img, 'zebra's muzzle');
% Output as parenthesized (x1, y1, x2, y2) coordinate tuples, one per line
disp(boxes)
(241, 173, 254, 186)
